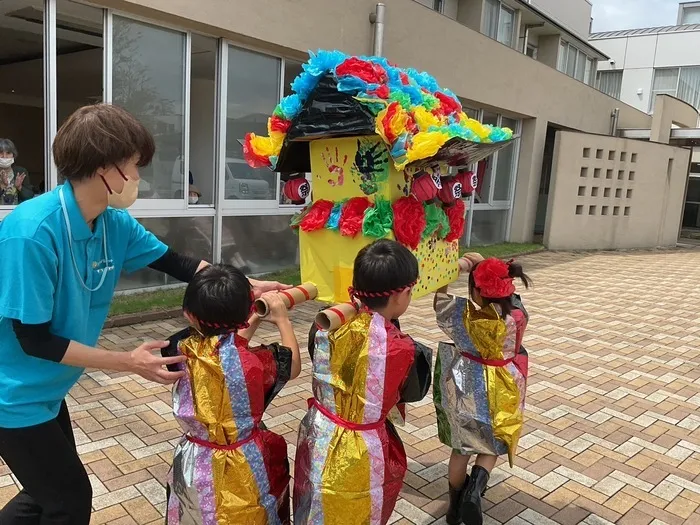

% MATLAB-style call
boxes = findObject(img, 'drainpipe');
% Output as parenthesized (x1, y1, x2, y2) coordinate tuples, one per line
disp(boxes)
(610, 107, 620, 136)
(369, 3, 386, 57)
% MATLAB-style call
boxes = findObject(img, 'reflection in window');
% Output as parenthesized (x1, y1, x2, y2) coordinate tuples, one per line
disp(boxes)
(484, 0, 514, 47)
(117, 216, 214, 290)
(112, 17, 186, 200)
(0, 0, 46, 203)
(56, 1, 104, 184)
(284, 59, 304, 97)
(188, 34, 217, 205)
(222, 215, 298, 275)
(470, 209, 508, 245)
(493, 117, 517, 201)
(596, 70, 623, 100)
(225, 47, 280, 201)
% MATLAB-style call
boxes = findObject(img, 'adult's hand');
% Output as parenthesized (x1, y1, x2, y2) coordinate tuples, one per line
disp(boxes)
(14, 172, 26, 190)
(249, 278, 293, 299)
(128, 340, 186, 384)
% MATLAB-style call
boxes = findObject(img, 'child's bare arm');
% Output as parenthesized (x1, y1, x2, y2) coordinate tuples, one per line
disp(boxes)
(238, 313, 262, 342)
(262, 293, 301, 379)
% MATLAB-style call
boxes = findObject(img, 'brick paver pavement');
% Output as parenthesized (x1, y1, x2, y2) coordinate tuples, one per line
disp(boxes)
(1, 250, 700, 524)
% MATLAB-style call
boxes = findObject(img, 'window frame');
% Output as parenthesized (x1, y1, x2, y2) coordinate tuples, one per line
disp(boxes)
(558, 40, 595, 85)
(649, 67, 681, 113)
(483, 0, 516, 48)
(596, 69, 623, 100)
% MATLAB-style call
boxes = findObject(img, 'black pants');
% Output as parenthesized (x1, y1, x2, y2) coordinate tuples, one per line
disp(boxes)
(0, 401, 92, 524)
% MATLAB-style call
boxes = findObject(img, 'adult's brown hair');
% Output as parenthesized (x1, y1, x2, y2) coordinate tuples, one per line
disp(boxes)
(53, 104, 155, 182)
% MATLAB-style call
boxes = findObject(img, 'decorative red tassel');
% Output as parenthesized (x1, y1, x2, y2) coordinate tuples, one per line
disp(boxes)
(299, 199, 334, 232)
(339, 197, 372, 237)
(393, 197, 426, 250)
(242, 133, 271, 169)
(445, 199, 466, 242)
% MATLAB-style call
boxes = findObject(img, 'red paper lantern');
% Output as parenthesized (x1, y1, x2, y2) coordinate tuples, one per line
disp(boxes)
(455, 170, 477, 196)
(438, 177, 463, 204)
(283, 177, 310, 205)
(411, 171, 441, 201)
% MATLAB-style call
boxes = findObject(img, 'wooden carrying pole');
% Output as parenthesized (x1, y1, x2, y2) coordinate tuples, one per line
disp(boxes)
(254, 283, 318, 317)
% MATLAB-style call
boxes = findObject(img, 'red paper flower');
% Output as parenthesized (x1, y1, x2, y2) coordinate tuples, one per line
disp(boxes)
(393, 197, 426, 250)
(400, 72, 410, 85)
(473, 258, 515, 299)
(242, 133, 272, 169)
(381, 102, 401, 143)
(336, 57, 387, 85)
(444, 199, 466, 242)
(339, 197, 372, 237)
(369, 85, 390, 99)
(299, 199, 334, 232)
(269, 115, 292, 133)
(435, 92, 461, 116)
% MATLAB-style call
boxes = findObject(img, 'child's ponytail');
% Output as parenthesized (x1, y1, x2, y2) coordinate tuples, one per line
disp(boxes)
(507, 261, 533, 290)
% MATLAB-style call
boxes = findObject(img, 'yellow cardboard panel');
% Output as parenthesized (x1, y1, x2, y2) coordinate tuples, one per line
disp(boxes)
(302, 135, 462, 304)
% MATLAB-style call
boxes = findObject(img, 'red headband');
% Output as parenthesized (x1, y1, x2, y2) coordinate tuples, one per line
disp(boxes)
(348, 280, 417, 300)
(472, 258, 515, 299)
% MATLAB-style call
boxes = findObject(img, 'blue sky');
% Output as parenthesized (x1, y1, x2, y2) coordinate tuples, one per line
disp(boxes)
(591, 0, 681, 32)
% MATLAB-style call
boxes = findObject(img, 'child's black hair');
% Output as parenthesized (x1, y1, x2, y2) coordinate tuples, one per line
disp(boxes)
(352, 239, 419, 310)
(183, 264, 252, 336)
(468, 261, 532, 318)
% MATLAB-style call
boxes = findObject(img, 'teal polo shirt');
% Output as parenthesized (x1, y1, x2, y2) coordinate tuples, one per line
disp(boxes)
(0, 182, 167, 428)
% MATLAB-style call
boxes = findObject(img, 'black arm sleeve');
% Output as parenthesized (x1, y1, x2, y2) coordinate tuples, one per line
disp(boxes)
(148, 249, 201, 283)
(308, 321, 318, 362)
(400, 341, 433, 403)
(12, 320, 70, 363)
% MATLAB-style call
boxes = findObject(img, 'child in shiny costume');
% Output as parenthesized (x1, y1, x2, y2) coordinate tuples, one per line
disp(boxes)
(165, 264, 301, 525)
(434, 254, 531, 525)
(293, 240, 432, 525)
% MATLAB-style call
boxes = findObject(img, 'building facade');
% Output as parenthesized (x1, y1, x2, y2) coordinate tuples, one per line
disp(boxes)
(0, 0, 654, 290)
(591, 1, 700, 239)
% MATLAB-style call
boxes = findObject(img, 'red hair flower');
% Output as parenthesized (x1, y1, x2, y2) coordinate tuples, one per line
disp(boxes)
(339, 197, 372, 237)
(393, 196, 426, 250)
(473, 258, 515, 299)
(299, 199, 334, 232)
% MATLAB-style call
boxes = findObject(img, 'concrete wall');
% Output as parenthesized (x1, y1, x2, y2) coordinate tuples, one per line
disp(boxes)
(544, 131, 690, 250)
(96, 0, 652, 242)
(537, 34, 561, 69)
(529, 0, 592, 41)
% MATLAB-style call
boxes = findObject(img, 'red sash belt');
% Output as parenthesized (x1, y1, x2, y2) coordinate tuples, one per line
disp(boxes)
(307, 398, 385, 431)
(461, 353, 514, 367)
(186, 427, 259, 451)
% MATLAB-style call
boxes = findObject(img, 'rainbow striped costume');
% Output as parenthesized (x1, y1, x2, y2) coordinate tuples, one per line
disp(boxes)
(166, 329, 292, 524)
(293, 311, 431, 525)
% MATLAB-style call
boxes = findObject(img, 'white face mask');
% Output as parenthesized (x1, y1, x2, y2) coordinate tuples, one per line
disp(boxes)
(108, 177, 139, 209)
(188, 195, 199, 205)
(0, 158, 14, 169)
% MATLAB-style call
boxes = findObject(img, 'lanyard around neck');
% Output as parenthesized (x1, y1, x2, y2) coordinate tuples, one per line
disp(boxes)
(59, 186, 109, 292)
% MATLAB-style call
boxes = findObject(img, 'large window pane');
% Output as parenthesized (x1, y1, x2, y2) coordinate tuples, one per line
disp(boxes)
(473, 112, 498, 204)
(470, 209, 508, 245)
(117, 216, 214, 290)
(678, 66, 700, 109)
(574, 51, 586, 82)
(584, 57, 594, 85)
(566, 45, 577, 78)
(57, 1, 103, 185)
(493, 117, 517, 201)
(483, 0, 500, 40)
(284, 59, 303, 97)
(189, 34, 217, 205)
(650, 68, 679, 112)
(557, 41, 567, 72)
(596, 70, 623, 99)
(0, 0, 46, 204)
(497, 6, 514, 47)
(225, 47, 280, 201)
(112, 17, 186, 200)
(222, 216, 298, 274)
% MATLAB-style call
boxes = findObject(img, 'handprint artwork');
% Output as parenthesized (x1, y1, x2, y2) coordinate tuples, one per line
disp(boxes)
(321, 146, 348, 187)
(351, 139, 390, 195)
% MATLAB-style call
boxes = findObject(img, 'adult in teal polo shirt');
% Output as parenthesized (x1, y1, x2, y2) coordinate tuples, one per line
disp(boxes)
(0, 105, 289, 525)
